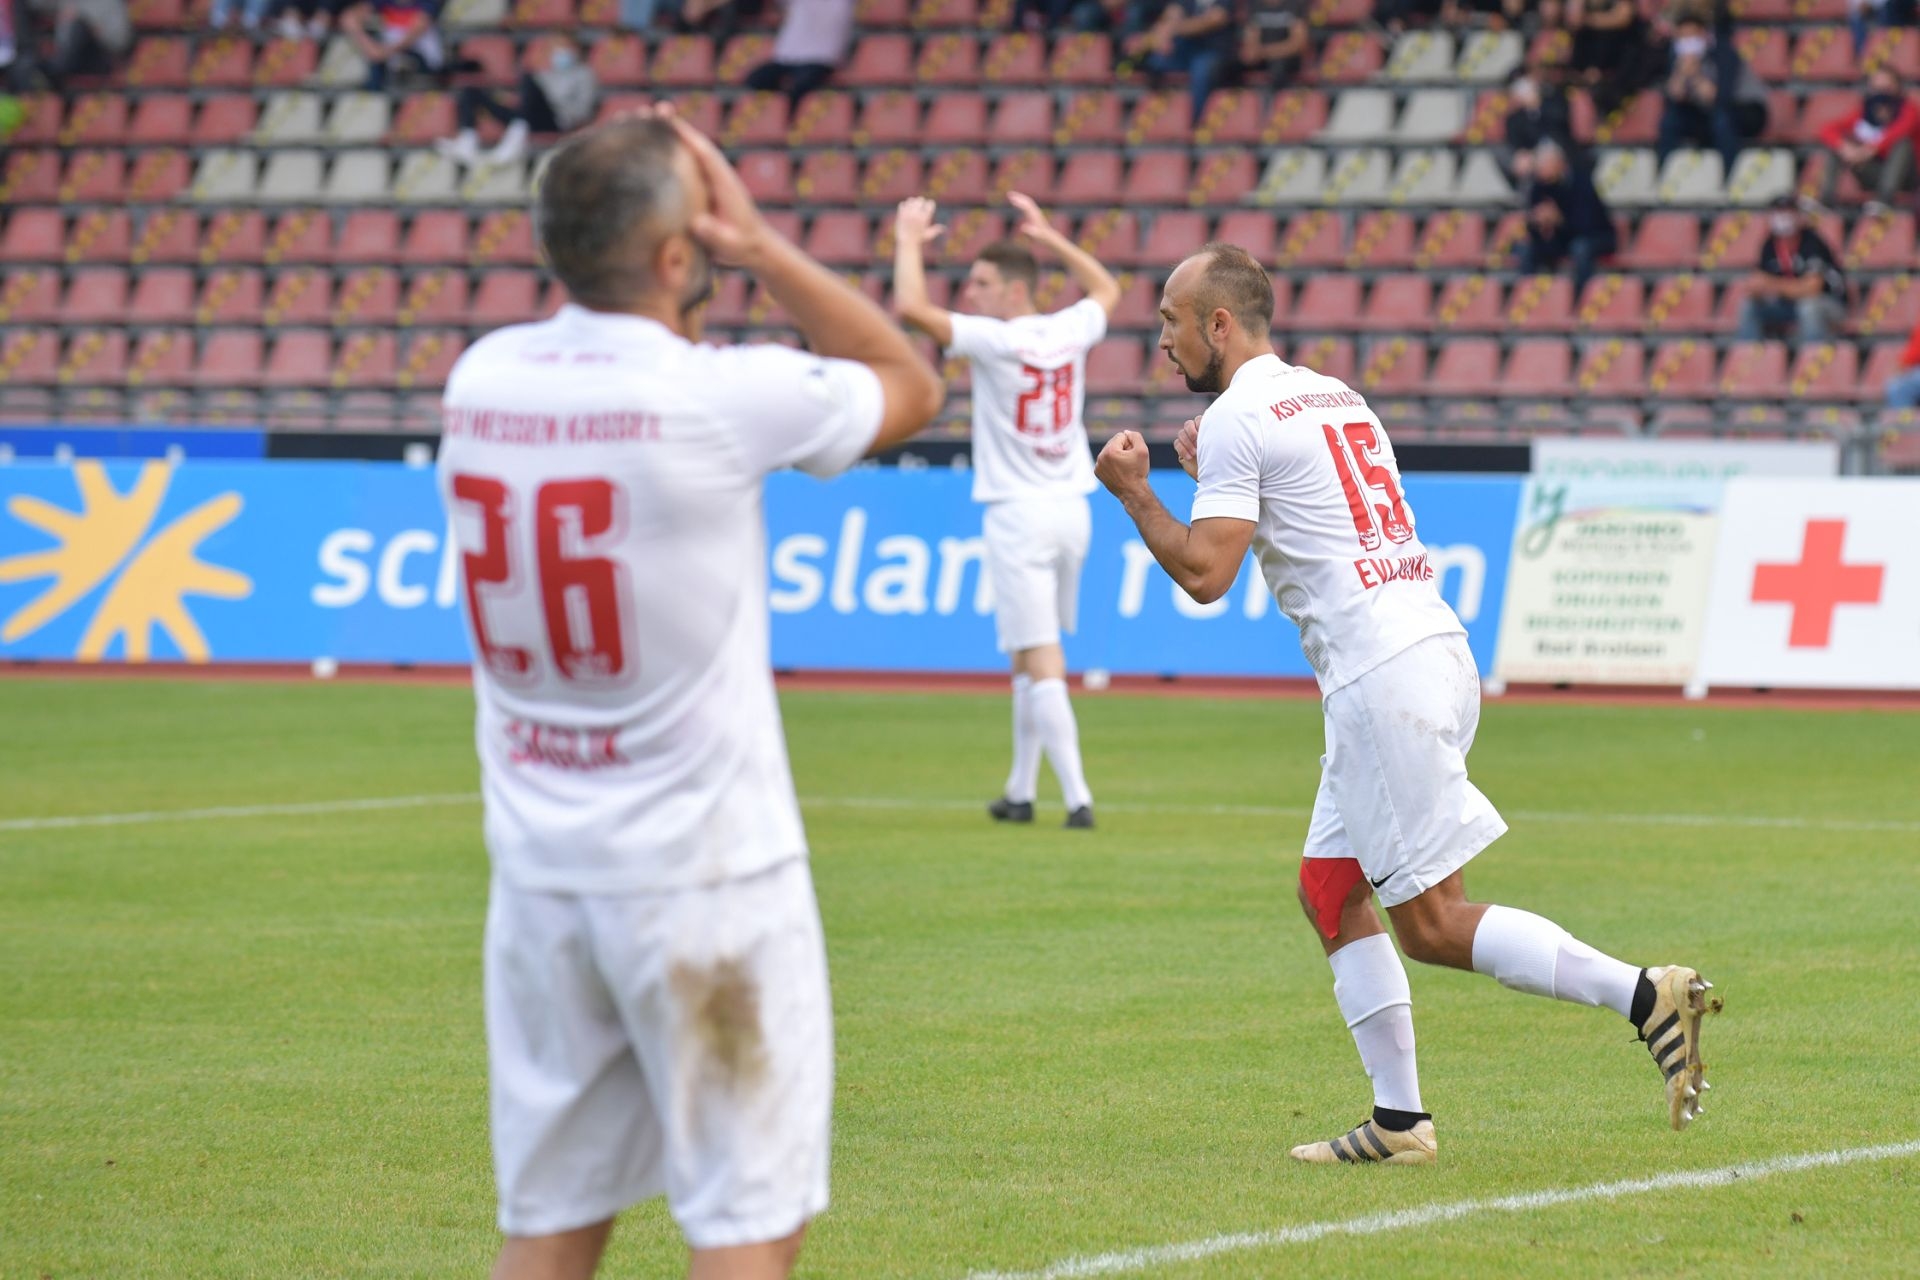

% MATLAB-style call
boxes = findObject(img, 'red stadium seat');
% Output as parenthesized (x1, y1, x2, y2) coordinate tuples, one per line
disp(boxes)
(263, 208, 331, 264)
(1735, 28, 1790, 80)
(263, 331, 334, 387)
(1055, 152, 1121, 204)
(1414, 209, 1487, 269)
(125, 36, 191, 88)
(1789, 27, 1855, 81)
(262, 267, 332, 326)
(1048, 34, 1112, 84)
(1086, 339, 1145, 394)
(912, 0, 979, 27)
(790, 91, 856, 145)
(742, 151, 799, 204)
(58, 93, 128, 145)
(1433, 274, 1503, 330)
(1712, 277, 1754, 333)
(65, 210, 132, 264)
(1498, 338, 1574, 396)
(1282, 336, 1356, 383)
(333, 267, 400, 326)
(991, 92, 1054, 145)
(459, 35, 521, 82)
(1787, 341, 1860, 399)
(1126, 152, 1193, 205)
(1573, 337, 1646, 396)
(589, 32, 648, 87)
(509, 0, 574, 24)
(1504, 274, 1575, 331)
(1285, 276, 1363, 331)
(1643, 273, 1716, 332)
(129, 210, 198, 264)
(1797, 88, 1859, 143)
(1358, 275, 1434, 331)
(924, 150, 990, 203)
(861, 149, 924, 204)
(7, 95, 62, 144)
(1574, 274, 1645, 331)
(1591, 90, 1663, 144)
(1859, 341, 1910, 398)
(722, 92, 789, 147)
(843, 35, 915, 86)
(127, 264, 194, 322)
(58, 150, 128, 203)
(1273, 209, 1346, 268)
(857, 0, 910, 20)
(193, 93, 257, 144)
(1719, 340, 1790, 398)
(0, 269, 61, 323)
(1485, 212, 1530, 270)
(1844, 213, 1915, 269)
(196, 267, 266, 325)
(1110, 274, 1161, 327)
(1138, 211, 1208, 265)
(803, 211, 872, 264)
(398, 210, 467, 264)
(57, 329, 129, 385)
(127, 150, 190, 202)
(1, 151, 61, 203)
(1074, 209, 1139, 265)
(1262, 89, 1330, 144)
(1347, 211, 1417, 269)
(252, 37, 319, 87)
(935, 209, 1007, 263)
(1316, 31, 1384, 83)
(189, 35, 254, 87)
(1359, 336, 1429, 395)
(1192, 152, 1257, 205)
(332, 330, 398, 388)
(716, 33, 772, 84)
(472, 270, 542, 326)
(855, 90, 927, 146)
(992, 149, 1056, 202)
(388, 93, 455, 144)
(195, 331, 265, 386)
(1858, 274, 1920, 336)
(1619, 211, 1700, 269)
(1213, 210, 1279, 264)
(0, 210, 65, 262)
(983, 33, 1047, 84)
(63, 267, 130, 323)
(127, 330, 196, 387)
(1865, 28, 1920, 78)
(0, 331, 61, 384)
(130, 0, 185, 27)
(1698, 211, 1769, 270)
(1128, 92, 1193, 146)
(916, 34, 981, 85)
(472, 210, 538, 266)
(1764, 89, 1800, 142)
(1056, 91, 1125, 145)
(399, 269, 470, 325)
(1196, 90, 1264, 145)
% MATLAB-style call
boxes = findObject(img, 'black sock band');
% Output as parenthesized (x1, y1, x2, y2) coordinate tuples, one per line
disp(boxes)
(1629, 969, 1656, 1028)
(1372, 1105, 1431, 1132)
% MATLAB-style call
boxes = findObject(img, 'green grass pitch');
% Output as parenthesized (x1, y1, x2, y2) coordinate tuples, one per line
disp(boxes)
(2, 677, 1918, 1278)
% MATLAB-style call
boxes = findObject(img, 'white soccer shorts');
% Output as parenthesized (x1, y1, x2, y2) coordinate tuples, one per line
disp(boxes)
(1302, 633, 1509, 908)
(982, 495, 1092, 654)
(485, 856, 832, 1248)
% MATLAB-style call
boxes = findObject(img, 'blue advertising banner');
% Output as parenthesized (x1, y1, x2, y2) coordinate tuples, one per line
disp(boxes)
(0, 461, 1520, 674)
(0, 426, 267, 461)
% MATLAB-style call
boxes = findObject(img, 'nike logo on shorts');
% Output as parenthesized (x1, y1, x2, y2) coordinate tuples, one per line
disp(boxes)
(1369, 871, 1397, 889)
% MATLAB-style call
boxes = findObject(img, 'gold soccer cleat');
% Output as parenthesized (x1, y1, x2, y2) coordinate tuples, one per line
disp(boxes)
(1638, 965, 1723, 1130)
(1289, 1117, 1437, 1165)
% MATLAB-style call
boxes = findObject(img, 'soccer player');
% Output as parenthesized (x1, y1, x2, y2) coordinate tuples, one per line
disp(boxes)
(891, 192, 1121, 830)
(1092, 244, 1719, 1165)
(437, 112, 942, 1279)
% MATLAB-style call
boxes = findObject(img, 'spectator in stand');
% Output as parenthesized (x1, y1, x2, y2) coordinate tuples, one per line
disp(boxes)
(1812, 67, 1920, 213)
(1547, 0, 1660, 115)
(1239, 0, 1311, 88)
(437, 36, 597, 167)
(1847, 0, 1915, 57)
(212, 0, 271, 31)
(1014, 0, 1110, 28)
(340, 0, 449, 91)
(1118, 0, 1236, 121)
(1737, 196, 1848, 342)
(25, 0, 129, 87)
(1442, 0, 1530, 28)
(743, 0, 853, 107)
(1372, 0, 1442, 36)
(1501, 64, 1578, 185)
(1517, 139, 1616, 301)
(1655, 11, 1768, 172)
(1882, 312, 1920, 407)
(272, 0, 338, 39)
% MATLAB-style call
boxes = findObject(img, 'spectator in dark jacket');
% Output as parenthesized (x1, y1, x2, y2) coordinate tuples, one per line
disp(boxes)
(1550, 0, 1661, 114)
(437, 36, 597, 167)
(27, 0, 129, 86)
(1239, 0, 1310, 88)
(1656, 12, 1767, 171)
(1119, 0, 1236, 121)
(1502, 65, 1578, 184)
(1737, 197, 1847, 342)
(1813, 67, 1920, 211)
(1518, 139, 1617, 301)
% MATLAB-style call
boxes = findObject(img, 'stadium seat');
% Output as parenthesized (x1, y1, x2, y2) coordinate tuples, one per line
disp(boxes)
(1433, 274, 1503, 329)
(1195, 90, 1264, 145)
(1324, 149, 1393, 204)
(58, 93, 128, 145)
(257, 209, 326, 264)
(1719, 341, 1790, 398)
(1698, 211, 1769, 269)
(1790, 27, 1855, 81)
(1055, 91, 1125, 146)
(387, 94, 455, 145)
(1428, 338, 1503, 395)
(192, 94, 257, 144)
(59, 150, 129, 204)
(1286, 276, 1363, 332)
(588, 32, 647, 87)
(399, 269, 470, 325)
(722, 92, 788, 147)
(993, 150, 1056, 201)
(263, 330, 334, 387)
(0, 330, 61, 384)
(1359, 336, 1429, 395)
(860, 150, 924, 204)
(57, 329, 129, 385)
(0, 270, 61, 323)
(1396, 89, 1470, 143)
(914, 92, 981, 146)
(127, 330, 196, 387)
(1859, 342, 1910, 399)
(1845, 213, 1916, 269)
(262, 267, 332, 326)
(189, 34, 254, 87)
(323, 150, 393, 204)
(62, 267, 130, 323)
(1110, 274, 1161, 327)
(803, 211, 872, 265)
(191, 149, 258, 204)
(1387, 149, 1456, 204)
(196, 267, 266, 325)
(255, 90, 325, 144)
(1255, 148, 1329, 205)
(195, 330, 264, 386)
(1137, 211, 1208, 266)
(1736, 27, 1791, 80)
(1865, 27, 1920, 78)
(1358, 275, 1434, 331)
(1128, 152, 1193, 205)
(740, 151, 795, 204)
(1499, 338, 1574, 395)
(1191, 152, 1257, 205)
(7, 95, 63, 145)
(924, 150, 990, 204)
(1857, 274, 1920, 336)
(1505, 274, 1575, 331)
(1726, 148, 1796, 205)
(983, 33, 1047, 84)
(1414, 209, 1488, 268)
(1261, 89, 1329, 144)
(1594, 149, 1658, 204)
(1, 151, 60, 203)
(1055, 152, 1121, 204)
(462, 159, 528, 206)
(1075, 209, 1139, 266)
(471, 270, 542, 326)
(1787, 342, 1860, 399)
(253, 36, 320, 87)
(325, 92, 392, 145)
(1619, 211, 1701, 268)
(1644, 273, 1716, 333)
(1797, 88, 1859, 144)
(1048, 33, 1112, 85)
(1086, 339, 1145, 395)
(1453, 151, 1515, 205)
(1273, 208, 1346, 267)
(398, 210, 467, 263)
(1455, 29, 1523, 82)
(1320, 87, 1394, 142)
(1574, 274, 1644, 331)
(790, 91, 856, 146)
(844, 34, 915, 86)
(1213, 210, 1280, 265)
(125, 35, 191, 88)
(1280, 336, 1355, 382)
(1656, 149, 1727, 204)
(128, 150, 190, 203)
(913, 0, 979, 27)
(1383, 29, 1454, 80)
(335, 268, 401, 326)
(471, 210, 536, 266)
(915, 33, 980, 84)
(65, 210, 132, 265)
(1573, 337, 1646, 396)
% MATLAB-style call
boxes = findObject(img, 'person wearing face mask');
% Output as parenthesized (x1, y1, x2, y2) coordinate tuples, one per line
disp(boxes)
(1737, 197, 1849, 343)
(1813, 67, 1920, 214)
(1517, 139, 1617, 302)
(438, 36, 600, 168)
(1655, 13, 1767, 172)
(1501, 65, 1577, 185)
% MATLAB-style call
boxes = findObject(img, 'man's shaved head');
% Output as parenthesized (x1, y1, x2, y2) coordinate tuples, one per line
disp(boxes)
(1180, 243, 1275, 337)
(1157, 243, 1276, 393)
(535, 117, 707, 313)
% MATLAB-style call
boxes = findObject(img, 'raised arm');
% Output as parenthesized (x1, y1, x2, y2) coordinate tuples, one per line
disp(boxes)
(671, 114, 944, 452)
(1094, 430, 1254, 604)
(891, 197, 956, 349)
(1009, 191, 1122, 317)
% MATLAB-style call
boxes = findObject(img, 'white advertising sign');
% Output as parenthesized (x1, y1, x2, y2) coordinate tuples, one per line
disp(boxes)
(1697, 479, 1920, 691)
(1531, 439, 1840, 485)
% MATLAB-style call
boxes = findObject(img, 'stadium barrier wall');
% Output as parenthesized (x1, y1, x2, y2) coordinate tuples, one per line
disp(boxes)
(0, 460, 1518, 676)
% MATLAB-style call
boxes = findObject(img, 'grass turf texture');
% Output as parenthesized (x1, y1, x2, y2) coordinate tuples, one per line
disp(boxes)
(2, 678, 1917, 1279)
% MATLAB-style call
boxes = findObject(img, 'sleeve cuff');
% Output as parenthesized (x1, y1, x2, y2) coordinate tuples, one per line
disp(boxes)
(1191, 495, 1259, 523)
(795, 362, 886, 478)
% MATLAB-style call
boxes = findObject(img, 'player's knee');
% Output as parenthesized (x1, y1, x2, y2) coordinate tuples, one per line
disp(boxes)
(1298, 857, 1367, 942)
(1395, 916, 1448, 966)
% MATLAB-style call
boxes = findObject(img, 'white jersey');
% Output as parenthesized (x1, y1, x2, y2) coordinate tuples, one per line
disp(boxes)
(1191, 353, 1464, 693)
(947, 298, 1106, 504)
(437, 305, 883, 894)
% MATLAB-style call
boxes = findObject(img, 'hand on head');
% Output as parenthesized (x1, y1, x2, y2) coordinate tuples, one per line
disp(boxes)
(653, 103, 774, 268)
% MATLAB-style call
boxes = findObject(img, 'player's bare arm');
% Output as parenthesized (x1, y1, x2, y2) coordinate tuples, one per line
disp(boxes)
(891, 197, 956, 349)
(671, 114, 944, 452)
(1095, 429, 1253, 604)
(1008, 192, 1122, 318)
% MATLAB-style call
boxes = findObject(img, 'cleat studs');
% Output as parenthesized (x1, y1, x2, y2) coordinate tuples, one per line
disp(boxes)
(1684, 1085, 1697, 1098)
(1702, 1081, 1712, 1091)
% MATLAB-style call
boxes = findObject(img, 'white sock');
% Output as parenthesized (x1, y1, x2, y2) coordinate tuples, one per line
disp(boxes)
(1329, 933, 1422, 1114)
(1471, 905, 1639, 1017)
(1028, 677, 1092, 811)
(1004, 673, 1040, 803)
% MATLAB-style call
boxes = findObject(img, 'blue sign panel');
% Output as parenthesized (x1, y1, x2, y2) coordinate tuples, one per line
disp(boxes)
(0, 426, 266, 460)
(0, 460, 1519, 674)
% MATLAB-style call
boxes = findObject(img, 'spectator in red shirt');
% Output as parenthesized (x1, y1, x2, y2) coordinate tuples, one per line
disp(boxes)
(1813, 67, 1920, 213)
(1883, 313, 1920, 407)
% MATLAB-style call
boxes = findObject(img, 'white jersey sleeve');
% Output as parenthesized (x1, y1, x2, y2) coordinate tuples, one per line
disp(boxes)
(704, 344, 885, 479)
(1190, 398, 1267, 524)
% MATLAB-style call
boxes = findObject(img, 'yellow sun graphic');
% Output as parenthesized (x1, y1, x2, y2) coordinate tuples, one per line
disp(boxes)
(0, 461, 253, 662)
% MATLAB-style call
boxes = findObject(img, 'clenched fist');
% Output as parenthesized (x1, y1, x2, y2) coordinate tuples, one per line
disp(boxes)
(1094, 430, 1152, 498)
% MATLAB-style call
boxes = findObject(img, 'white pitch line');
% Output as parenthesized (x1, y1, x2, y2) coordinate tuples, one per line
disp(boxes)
(3, 791, 1917, 837)
(962, 1139, 1920, 1280)
(0, 792, 480, 833)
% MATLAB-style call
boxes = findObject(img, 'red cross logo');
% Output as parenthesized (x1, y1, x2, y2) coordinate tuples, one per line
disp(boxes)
(1750, 519, 1884, 649)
